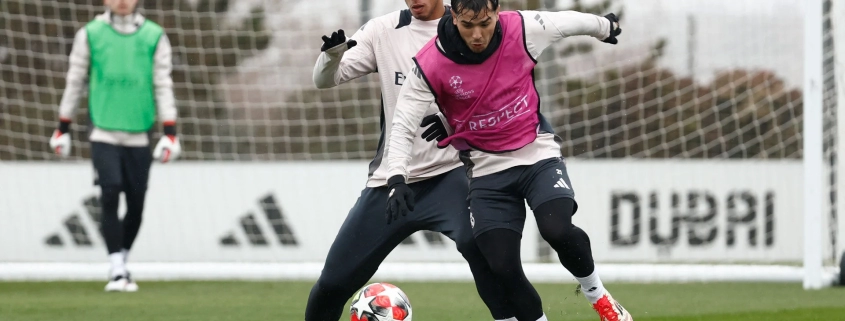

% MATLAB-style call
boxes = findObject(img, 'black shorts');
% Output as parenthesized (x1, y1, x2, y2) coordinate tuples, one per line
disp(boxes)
(468, 157, 577, 237)
(91, 142, 153, 192)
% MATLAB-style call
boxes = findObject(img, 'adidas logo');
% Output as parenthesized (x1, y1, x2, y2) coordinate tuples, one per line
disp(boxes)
(45, 195, 103, 247)
(219, 194, 299, 247)
(554, 178, 570, 189)
(534, 13, 545, 30)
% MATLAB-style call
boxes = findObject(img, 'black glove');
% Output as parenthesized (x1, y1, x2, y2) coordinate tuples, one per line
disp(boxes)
(386, 175, 415, 224)
(320, 29, 358, 52)
(420, 114, 448, 143)
(602, 13, 622, 44)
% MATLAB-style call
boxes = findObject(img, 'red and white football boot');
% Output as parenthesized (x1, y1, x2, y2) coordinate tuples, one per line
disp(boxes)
(591, 292, 633, 321)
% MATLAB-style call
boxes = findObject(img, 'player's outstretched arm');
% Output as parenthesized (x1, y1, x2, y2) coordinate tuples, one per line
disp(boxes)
(312, 25, 377, 89)
(152, 33, 181, 163)
(520, 10, 622, 60)
(50, 28, 90, 157)
(384, 64, 436, 223)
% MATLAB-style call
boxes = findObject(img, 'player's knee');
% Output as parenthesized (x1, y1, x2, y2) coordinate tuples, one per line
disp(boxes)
(124, 211, 143, 224)
(312, 278, 343, 297)
(540, 224, 585, 246)
(485, 256, 521, 277)
(314, 269, 358, 296)
(124, 193, 146, 218)
(537, 218, 574, 245)
(535, 197, 577, 243)
(100, 185, 122, 208)
(569, 225, 591, 246)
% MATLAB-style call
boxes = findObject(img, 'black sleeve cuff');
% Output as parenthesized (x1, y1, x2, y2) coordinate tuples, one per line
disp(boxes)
(163, 124, 177, 136)
(387, 175, 406, 187)
(58, 120, 71, 134)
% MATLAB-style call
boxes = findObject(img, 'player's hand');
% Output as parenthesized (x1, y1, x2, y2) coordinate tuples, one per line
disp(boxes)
(49, 129, 71, 157)
(602, 13, 622, 44)
(386, 175, 415, 224)
(421, 114, 448, 143)
(321, 29, 357, 52)
(153, 135, 181, 163)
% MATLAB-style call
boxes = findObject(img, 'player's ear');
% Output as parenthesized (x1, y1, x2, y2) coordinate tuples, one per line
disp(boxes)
(451, 9, 458, 25)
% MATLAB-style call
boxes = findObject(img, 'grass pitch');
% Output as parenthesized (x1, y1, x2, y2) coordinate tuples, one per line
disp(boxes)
(1, 281, 844, 320)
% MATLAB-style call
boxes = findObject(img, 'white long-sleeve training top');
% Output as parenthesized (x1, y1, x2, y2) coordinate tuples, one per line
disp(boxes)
(312, 8, 463, 188)
(388, 10, 613, 179)
(59, 11, 177, 147)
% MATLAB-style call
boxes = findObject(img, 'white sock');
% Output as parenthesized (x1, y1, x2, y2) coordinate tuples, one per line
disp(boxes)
(576, 270, 607, 304)
(121, 248, 129, 264)
(496, 318, 518, 321)
(109, 252, 126, 278)
(535, 314, 548, 321)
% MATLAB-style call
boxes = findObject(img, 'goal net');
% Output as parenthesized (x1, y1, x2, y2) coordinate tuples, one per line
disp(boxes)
(0, 0, 842, 285)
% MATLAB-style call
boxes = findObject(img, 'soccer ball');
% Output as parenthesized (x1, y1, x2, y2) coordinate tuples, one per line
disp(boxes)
(349, 282, 412, 321)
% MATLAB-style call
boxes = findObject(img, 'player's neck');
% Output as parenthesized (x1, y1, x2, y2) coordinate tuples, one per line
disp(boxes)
(418, 5, 447, 21)
(107, 10, 136, 22)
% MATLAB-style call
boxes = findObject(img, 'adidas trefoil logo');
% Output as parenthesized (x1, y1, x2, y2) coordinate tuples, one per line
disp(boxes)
(219, 194, 299, 247)
(554, 178, 570, 189)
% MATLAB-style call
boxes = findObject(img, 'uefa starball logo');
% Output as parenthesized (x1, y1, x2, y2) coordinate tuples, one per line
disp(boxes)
(449, 75, 474, 100)
(449, 75, 462, 89)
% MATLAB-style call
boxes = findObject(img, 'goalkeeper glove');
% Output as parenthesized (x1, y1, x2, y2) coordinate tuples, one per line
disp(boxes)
(386, 175, 415, 224)
(152, 122, 181, 163)
(602, 13, 622, 44)
(320, 29, 357, 52)
(420, 114, 450, 144)
(49, 118, 72, 157)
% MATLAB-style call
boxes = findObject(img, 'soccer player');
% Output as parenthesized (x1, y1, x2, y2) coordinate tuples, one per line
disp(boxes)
(385, 0, 632, 321)
(306, 1, 516, 320)
(49, 0, 180, 292)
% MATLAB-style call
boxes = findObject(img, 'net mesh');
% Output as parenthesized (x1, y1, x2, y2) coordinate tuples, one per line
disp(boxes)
(0, 0, 805, 161)
(0, 0, 841, 264)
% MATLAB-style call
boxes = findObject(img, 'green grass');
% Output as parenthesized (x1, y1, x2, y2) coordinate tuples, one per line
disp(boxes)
(1, 281, 844, 320)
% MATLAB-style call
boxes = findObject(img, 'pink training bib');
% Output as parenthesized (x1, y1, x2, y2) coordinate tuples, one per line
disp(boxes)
(414, 11, 540, 152)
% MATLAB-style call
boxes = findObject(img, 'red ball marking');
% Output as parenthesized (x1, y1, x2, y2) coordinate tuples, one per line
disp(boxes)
(373, 294, 392, 308)
(364, 284, 386, 297)
(351, 313, 374, 321)
(393, 306, 409, 320)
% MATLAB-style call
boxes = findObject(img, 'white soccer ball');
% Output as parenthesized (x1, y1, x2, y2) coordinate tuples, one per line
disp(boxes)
(349, 282, 412, 321)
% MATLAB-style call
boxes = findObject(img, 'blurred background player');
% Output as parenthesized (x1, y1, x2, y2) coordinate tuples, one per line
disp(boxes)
(48, 0, 181, 292)
(306, 0, 517, 320)
(385, 0, 631, 320)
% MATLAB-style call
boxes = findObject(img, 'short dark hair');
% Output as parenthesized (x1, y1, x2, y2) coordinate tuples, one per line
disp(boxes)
(451, 0, 499, 18)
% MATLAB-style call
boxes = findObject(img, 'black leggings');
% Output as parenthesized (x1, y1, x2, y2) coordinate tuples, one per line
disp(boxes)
(91, 142, 151, 254)
(475, 197, 595, 321)
(534, 198, 595, 277)
(304, 169, 514, 321)
(100, 184, 147, 254)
